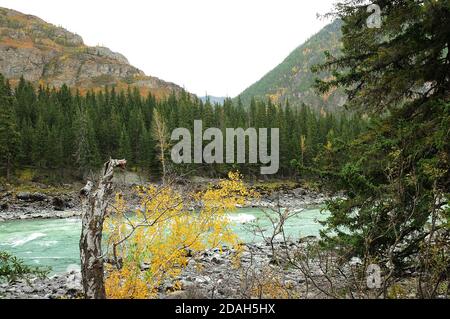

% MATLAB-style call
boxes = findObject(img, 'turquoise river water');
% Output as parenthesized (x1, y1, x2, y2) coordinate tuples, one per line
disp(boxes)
(0, 207, 329, 274)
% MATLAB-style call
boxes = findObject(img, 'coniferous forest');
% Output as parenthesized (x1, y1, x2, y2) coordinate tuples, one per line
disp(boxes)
(0, 75, 365, 181)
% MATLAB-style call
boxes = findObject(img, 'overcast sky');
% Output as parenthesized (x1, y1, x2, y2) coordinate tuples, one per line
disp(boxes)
(0, 0, 336, 97)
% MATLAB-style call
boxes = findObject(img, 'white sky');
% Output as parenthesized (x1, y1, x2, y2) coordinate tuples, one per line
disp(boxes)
(0, 0, 335, 97)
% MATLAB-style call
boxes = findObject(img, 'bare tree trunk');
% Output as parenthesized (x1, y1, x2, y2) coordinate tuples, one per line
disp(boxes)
(151, 109, 169, 182)
(79, 159, 126, 299)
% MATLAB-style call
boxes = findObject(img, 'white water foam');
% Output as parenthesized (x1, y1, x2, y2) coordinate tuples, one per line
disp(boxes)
(227, 213, 256, 224)
(11, 232, 46, 247)
(25, 256, 65, 259)
(38, 240, 59, 247)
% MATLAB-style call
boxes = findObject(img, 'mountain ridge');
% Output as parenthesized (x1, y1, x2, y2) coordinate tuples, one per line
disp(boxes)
(237, 20, 346, 110)
(0, 7, 186, 98)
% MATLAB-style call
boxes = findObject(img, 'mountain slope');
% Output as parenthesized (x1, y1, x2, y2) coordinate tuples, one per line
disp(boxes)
(200, 96, 227, 105)
(0, 7, 185, 98)
(237, 20, 345, 110)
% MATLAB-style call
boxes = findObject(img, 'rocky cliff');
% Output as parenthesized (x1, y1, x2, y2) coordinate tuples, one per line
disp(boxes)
(0, 7, 185, 98)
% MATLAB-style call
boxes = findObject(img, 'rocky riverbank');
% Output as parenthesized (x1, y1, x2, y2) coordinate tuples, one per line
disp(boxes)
(244, 188, 331, 209)
(0, 182, 333, 222)
(0, 189, 81, 222)
(0, 271, 83, 299)
(160, 241, 322, 299)
(0, 241, 326, 299)
(0, 181, 337, 299)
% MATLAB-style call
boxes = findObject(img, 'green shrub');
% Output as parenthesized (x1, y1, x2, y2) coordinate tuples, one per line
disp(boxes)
(16, 168, 36, 183)
(0, 251, 50, 284)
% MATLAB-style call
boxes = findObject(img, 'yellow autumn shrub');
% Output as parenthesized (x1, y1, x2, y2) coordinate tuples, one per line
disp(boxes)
(104, 172, 254, 299)
(247, 267, 296, 299)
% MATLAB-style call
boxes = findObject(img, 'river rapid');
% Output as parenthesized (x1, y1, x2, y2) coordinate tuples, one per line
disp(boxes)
(0, 207, 329, 274)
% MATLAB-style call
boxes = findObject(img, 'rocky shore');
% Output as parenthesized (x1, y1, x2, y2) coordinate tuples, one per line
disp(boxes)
(244, 188, 331, 210)
(0, 189, 81, 222)
(0, 241, 324, 299)
(0, 182, 335, 299)
(0, 183, 332, 222)
(0, 271, 83, 299)
(160, 241, 323, 299)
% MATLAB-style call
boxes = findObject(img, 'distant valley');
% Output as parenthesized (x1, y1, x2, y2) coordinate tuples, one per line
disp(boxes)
(199, 96, 227, 105)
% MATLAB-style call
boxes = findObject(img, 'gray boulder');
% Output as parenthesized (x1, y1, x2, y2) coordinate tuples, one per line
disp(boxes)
(16, 192, 48, 202)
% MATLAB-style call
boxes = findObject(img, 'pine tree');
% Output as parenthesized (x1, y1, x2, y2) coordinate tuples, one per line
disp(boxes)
(313, 0, 450, 292)
(74, 109, 100, 174)
(118, 126, 132, 166)
(0, 75, 20, 180)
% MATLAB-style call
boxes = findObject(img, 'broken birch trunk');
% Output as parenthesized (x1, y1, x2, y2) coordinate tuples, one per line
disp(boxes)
(79, 158, 126, 299)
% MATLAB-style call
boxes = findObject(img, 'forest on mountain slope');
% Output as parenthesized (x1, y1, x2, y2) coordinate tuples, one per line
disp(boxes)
(237, 19, 345, 111)
(0, 75, 365, 182)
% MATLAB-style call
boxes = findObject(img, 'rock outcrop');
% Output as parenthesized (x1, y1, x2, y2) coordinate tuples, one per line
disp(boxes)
(0, 7, 185, 98)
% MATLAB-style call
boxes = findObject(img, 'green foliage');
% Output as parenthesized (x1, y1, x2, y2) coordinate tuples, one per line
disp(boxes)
(118, 125, 132, 164)
(0, 74, 364, 179)
(0, 75, 20, 180)
(315, 0, 450, 114)
(238, 20, 344, 110)
(0, 251, 50, 284)
(74, 108, 100, 172)
(310, 0, 450, 296)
